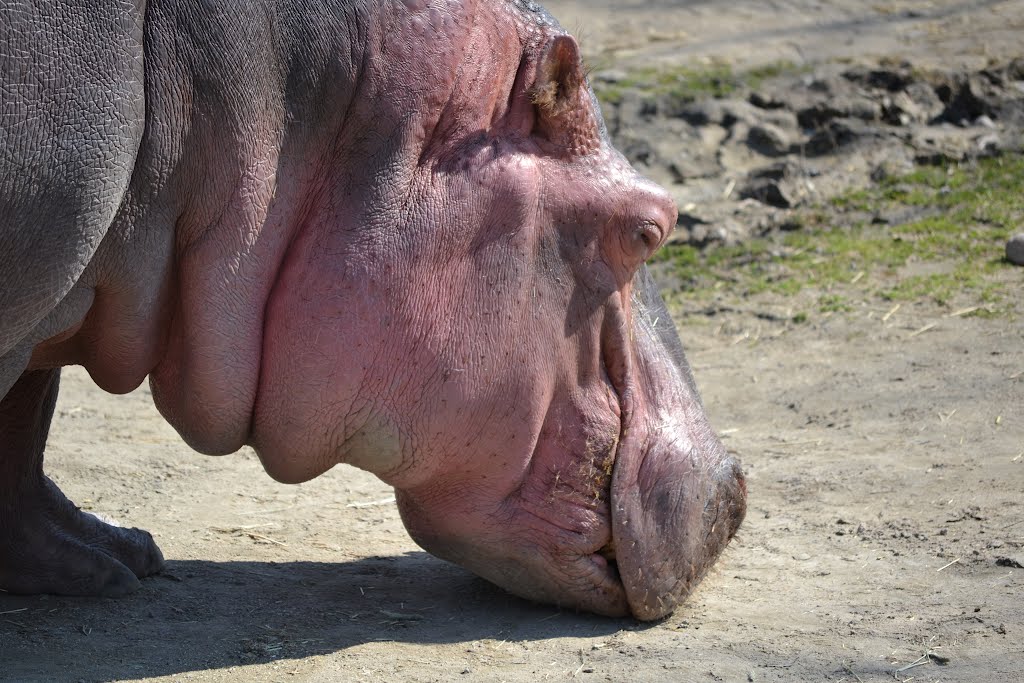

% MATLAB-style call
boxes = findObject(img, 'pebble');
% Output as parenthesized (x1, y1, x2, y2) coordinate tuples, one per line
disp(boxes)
(975, 114, 996, 128)
(1007, 234, 1024, 265)
(747, 123, 791, 157)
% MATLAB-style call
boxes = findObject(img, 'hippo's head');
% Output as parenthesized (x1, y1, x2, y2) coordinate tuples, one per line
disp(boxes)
(150, 0, 745, 620)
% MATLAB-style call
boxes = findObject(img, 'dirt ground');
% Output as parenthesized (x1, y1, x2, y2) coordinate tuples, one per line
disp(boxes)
(2, 2, 1023, 682)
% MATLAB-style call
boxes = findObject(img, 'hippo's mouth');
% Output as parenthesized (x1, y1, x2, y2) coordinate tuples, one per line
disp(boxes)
(597, 295, 747, 620)
(606, 419, 746, 620)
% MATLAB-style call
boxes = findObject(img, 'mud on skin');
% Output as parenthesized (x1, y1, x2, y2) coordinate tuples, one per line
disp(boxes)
(0, 0, 745, 620)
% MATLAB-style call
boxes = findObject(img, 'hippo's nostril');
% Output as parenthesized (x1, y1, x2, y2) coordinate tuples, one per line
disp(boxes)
(625, 221, 662, 264)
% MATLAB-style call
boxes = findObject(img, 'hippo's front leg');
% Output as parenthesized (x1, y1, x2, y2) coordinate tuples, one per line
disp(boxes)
(0, 369, 164, 596)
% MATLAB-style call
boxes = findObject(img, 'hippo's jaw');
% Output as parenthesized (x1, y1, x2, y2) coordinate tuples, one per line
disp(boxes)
(395, 387, 633, 616)
(394, 321, 634, 617)
(394, 275, 747, 620)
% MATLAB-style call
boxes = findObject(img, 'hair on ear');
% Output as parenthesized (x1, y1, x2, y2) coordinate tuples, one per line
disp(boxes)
(530, 35, 584, 117)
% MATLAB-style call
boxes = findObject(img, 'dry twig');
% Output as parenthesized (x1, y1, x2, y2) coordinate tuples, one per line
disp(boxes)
(908, 322, 937, 338)
(346, 496, 396, 509)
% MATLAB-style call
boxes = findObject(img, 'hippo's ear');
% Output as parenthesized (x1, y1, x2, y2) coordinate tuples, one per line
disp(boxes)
(531, 35, 584, 117)
(529, 36, 598, 155)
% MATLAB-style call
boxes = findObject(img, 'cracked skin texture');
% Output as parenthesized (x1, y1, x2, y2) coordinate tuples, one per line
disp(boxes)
(0, 0, 744, 620)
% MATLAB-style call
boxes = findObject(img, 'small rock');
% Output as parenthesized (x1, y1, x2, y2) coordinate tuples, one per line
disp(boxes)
(804, 119, 862, 156)
(797, 103, 842, 129)
(1008, 57, 1024, 81)
(844, 65, 914, 92)
(1006, 234, 1024, 266)
(995, 555, 1024, 568)
(871, 156, 915, 182)
(747, 123, 791, 156)
(749, 91, 786, 110)
(881, 95, 916, 126)
(881, 84, 943, 126)
(904, 81, 945, 121)
(797, 98, 879, 128)
(977, 133, 1001, 154)
(675, 100, 725, 126)
(747, 160, 795, 181)
(616, 135, 657, 167)
(935, 76, 998, 125)
(676, 211, 711, 233)
(719, 99, 763, 129)
(739, 180, 793, 208)
(804, 77, 832, 93)
(668, 155, 723, 183)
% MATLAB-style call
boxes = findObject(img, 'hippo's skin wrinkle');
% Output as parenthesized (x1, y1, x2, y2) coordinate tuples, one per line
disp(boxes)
(0, 0, 745, 620)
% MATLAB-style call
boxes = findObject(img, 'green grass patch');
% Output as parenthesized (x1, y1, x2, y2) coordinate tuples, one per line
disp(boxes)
(653, 155, 1024, 316)
(596, 64, 739, 104)
(592, 60, 805, 106)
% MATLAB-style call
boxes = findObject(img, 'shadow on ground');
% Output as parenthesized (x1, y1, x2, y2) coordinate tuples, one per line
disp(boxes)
(0, 553, 631, 682)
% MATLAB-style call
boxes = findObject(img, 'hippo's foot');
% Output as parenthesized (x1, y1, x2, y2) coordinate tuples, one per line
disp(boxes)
(1, 368, 163, 596)
(0, 476, 164, 596)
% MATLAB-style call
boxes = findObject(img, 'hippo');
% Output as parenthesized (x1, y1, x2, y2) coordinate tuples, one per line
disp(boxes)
(0, 0, 746, 620)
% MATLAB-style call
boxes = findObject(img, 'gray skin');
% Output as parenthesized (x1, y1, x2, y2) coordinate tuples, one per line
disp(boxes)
(0, 0, 746, 620)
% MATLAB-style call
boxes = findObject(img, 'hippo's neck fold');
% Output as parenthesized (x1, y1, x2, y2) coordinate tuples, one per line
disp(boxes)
(139, 0, 373, 455)
(26, 0, 372, 454)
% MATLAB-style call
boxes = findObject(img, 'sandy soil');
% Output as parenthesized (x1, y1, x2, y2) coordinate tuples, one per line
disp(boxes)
(2, 2, 1023, 681)
(550, 0, 1024, 72)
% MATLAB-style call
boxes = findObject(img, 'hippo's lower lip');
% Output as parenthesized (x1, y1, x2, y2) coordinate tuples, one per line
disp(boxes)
(591, 548, 621, 588)
(586, 551, 626, 609)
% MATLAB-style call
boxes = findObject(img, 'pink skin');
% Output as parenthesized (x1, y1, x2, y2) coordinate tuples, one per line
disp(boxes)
(26, 0, 745, 618)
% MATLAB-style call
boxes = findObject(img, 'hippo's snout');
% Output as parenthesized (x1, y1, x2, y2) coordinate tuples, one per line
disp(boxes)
(610, 422, 747, 620)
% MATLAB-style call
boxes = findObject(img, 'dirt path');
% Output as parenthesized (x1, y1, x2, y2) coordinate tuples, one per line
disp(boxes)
(548, 0, 1024, 71)
(4, 309, 1020, 682)
(2, 2, 1023, 682)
